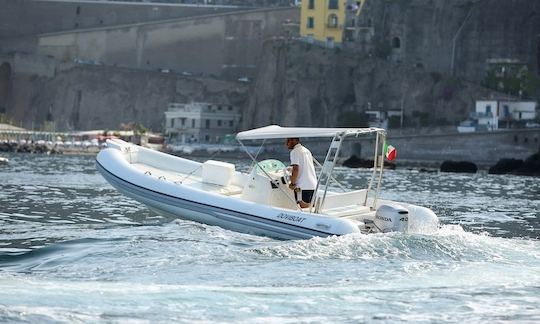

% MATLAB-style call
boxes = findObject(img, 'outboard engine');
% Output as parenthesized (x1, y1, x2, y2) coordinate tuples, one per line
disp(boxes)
(374, 204, 409, 233)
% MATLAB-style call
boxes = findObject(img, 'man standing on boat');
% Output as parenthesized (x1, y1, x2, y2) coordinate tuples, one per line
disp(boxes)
(286, 138, 317, 208)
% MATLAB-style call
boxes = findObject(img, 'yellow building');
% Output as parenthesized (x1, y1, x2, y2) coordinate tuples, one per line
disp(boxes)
(300, 0, 366, 47)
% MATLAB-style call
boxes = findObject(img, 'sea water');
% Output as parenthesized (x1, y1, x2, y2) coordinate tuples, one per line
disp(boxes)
(0, 153, 539, 322)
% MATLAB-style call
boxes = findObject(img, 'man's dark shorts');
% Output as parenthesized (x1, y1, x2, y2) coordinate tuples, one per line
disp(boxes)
(302, 190, 314, 203)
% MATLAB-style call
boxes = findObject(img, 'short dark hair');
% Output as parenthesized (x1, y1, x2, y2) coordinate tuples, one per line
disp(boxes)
(287, 137, 300, 141)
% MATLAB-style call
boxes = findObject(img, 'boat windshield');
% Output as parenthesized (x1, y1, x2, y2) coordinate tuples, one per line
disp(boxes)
(255, 159, 286, 175)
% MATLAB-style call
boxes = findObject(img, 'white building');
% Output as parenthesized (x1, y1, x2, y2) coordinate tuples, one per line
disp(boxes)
(500, 101, 537, 121)
(365, 110, 402, 129)
(472, 100, 499, 130)
(164, 102, 241, 144)
(473, 100, 537, 130)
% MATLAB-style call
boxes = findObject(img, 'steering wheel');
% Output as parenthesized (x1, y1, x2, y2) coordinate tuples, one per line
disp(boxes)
(281, 167, 292, 184)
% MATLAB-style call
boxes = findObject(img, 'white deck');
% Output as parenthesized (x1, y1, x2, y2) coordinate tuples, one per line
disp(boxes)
(131, 163, 244, 196)
(131, 162, 374, 218)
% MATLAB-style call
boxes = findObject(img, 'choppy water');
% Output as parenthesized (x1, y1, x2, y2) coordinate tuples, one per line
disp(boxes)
(0, 153, 539, 323)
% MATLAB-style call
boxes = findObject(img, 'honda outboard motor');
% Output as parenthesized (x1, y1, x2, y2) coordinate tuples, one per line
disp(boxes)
(374, 204, 409, 233)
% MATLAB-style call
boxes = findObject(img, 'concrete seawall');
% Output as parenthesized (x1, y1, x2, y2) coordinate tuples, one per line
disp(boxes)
(258, 129, 540, 168)
(386, 129, 540, 166)
(35, 7, 298, 79)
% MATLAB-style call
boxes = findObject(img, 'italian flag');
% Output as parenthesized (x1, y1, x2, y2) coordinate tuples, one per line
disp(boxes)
(384, 142, 397, 161)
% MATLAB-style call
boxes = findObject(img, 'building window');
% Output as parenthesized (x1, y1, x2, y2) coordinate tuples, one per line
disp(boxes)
(205, 135, 210, 142)
(228, 106, 233, 111)
(192, 119, 195, 128)
(503, 105, 510, 117)
(229, 120, 234, 127)
(205, 119, 210, 129)
(329, 0, 338, 10)
(328, 14, 338, 28)
(76, 6, 81, 15)
(170, 119, 174, 128)
(217, 120, 222, 127)
(308, 0, 314, 9)
(392, 37, 401, 49)
(307, 17, 314, 29)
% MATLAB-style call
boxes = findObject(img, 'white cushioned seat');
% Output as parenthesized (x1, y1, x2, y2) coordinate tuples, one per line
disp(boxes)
(202, 160, 236, 186)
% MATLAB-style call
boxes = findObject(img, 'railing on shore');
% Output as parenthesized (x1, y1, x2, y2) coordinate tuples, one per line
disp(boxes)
(0, 130, 103, 154)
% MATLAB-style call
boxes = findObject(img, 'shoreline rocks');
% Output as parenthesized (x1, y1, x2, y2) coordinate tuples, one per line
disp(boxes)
(0, 142, 99, 155)
(342, 155, 396, 169)
(489, 153, 540, 176)
(488, 158, 524, 174)
(440, 160, 478, 173)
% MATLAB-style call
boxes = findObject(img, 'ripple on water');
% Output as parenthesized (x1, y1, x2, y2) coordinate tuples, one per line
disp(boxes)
(0, 154, 539, 322)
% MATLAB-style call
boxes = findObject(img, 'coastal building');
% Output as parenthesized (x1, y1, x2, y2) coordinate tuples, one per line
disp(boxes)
(365, 110, 402, 129)
(299, 1, 367, 47)
(458, 99, 537, 132)
(164, 102, 241, 144)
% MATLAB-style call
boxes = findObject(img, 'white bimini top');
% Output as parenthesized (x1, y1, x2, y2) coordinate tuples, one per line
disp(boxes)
(290, 144, 317, 191)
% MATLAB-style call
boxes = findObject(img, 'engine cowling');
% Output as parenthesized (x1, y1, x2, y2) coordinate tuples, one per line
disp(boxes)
(374, 204, 409, 233)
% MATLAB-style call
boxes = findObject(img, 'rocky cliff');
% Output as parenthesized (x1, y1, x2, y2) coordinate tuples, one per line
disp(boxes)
(9, 64, 248, 131)
(359, 0, 540, 81)
(2, 0, 539, 132)
(244, 40, 497, 128)
(244, 0, 540, 129)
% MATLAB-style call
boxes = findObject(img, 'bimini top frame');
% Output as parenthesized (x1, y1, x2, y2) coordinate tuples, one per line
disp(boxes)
(236, 125, 387, 213)
(236, 125, 385, 140)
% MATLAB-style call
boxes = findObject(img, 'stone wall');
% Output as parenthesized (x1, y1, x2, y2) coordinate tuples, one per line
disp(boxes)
(261, 129, 540, 166)
(385, 129, 540, 165)
(0, 0, 244, 38)
(35, 8, 297, 79)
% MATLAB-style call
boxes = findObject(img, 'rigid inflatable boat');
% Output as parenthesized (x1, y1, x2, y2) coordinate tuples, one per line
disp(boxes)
(96, 126, 438, 239)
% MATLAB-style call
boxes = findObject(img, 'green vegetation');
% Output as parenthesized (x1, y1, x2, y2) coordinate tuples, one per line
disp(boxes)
(119, 121, 148, 134)
(0, 111, 14, 125)
(337, 111, 369, 127)
(483, 65, 540, 98)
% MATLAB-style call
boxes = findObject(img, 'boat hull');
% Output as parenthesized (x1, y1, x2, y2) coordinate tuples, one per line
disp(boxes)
(96, 159, 350, 240)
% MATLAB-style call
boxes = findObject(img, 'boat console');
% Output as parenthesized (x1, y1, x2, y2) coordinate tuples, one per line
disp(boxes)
(242, 159, 298, 210)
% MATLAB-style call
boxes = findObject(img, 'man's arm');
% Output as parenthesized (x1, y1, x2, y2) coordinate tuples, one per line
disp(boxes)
(289, 164, 299, 190)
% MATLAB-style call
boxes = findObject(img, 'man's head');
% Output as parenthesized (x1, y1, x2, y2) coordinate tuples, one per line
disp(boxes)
(286, 137, 300, 150)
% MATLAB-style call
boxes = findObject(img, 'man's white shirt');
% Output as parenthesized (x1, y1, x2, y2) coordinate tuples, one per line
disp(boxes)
(290, 144, 317, 190)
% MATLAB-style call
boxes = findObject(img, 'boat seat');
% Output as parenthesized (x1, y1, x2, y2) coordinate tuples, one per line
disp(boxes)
(323, 204, 371, 218)
(202, 160, 235, 186)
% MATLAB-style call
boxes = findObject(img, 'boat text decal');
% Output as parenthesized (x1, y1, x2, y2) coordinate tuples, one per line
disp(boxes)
(276, 213, 306, 224)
